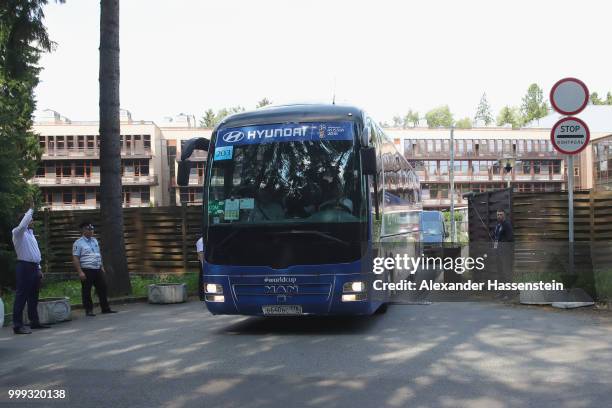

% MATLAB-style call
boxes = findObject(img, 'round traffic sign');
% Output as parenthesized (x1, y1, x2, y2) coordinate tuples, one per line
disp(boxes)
(550, 117, 590, 155)
(550, 78, 589, 115)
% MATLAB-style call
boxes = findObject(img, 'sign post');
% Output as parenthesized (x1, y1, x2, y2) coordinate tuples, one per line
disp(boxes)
(549, 77, 590, 245)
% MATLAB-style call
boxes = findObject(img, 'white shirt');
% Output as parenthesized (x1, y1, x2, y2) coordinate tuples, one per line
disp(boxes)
(12, 209, 42, 264)
(73, 236, 102, 269)
(196, 237, 204, 253)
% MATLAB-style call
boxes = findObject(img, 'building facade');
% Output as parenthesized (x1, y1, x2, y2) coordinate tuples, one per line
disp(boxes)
(593, 134, 612, 192)
(32, 111, 210, 210)
(32, 107, 611, 211)
(389, 128, 573, 209)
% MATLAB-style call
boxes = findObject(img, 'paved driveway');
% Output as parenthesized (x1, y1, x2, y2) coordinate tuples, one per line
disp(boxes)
(1, 301, 611, 408)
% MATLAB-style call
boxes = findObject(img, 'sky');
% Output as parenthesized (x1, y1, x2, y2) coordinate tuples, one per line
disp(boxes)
(35, 0, 612, 124)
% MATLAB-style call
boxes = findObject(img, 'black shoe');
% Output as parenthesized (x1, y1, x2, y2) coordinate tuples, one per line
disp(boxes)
(13, 327, 32, 335)
(101, 309, 118, 314)
(30, 323, 52, 329)
(86, 311, 96, 317)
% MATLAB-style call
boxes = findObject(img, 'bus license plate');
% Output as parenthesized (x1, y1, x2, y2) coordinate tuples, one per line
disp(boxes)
(262, 305, 303, 315)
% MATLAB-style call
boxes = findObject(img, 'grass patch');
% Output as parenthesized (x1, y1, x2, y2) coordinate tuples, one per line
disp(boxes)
(1, 273, 198, 317)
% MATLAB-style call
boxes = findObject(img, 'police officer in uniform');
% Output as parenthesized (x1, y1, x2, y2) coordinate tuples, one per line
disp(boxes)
(12, 199, 51, 334)
(72, 222, 117, 316)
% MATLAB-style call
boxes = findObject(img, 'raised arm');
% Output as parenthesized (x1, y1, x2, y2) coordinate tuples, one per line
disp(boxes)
(12, 208, 34, 235)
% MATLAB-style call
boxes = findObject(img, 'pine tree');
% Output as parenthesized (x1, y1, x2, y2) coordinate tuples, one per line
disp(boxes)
(474, 93, 494, 126)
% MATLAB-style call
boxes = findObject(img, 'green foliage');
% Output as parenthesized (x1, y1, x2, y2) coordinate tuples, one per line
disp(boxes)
(199, 109, 216, 128)
(256, 97, 272, 108)
(590, 91, 612, 106)
(590, 92, 604, 105)
(496, 105, 522, 128)
(0, 0, 57, 290)
(403, 110, 419, 128)
(199, 106, 245, 128)
(392, 115, 403, 128)
(1, 273, 200, 317)
(455, 117, 472, 129)
(474, 93, 493, 125)
(425, 105, 453, 128)
(521, 83, 548, 123)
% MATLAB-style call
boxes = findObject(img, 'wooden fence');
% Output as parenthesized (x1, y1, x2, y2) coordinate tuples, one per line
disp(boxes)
(39, 205, 204, 279)
(467, 190, 612, 300)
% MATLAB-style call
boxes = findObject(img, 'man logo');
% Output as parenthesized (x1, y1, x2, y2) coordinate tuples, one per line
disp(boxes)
(222, 131, 245, 143)
(265, 285, 298, 294)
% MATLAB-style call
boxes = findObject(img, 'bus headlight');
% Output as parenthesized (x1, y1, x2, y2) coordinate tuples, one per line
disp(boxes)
(343, 281, 366, 293)
(205, 295, 225, 302)
(342, 293, 367, 302)
(205, 283, 223, 294)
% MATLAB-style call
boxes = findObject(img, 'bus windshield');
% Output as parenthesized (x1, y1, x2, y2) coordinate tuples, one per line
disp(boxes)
(207, 121, 364, 226)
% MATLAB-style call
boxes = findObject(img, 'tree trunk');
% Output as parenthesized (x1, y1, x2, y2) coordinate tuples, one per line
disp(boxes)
(99, 0, 131, 296)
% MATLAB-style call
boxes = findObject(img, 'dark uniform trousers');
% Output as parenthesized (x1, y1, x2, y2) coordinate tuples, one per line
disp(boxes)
(13, 261, 41, 328)
(81, 268, 110, 312)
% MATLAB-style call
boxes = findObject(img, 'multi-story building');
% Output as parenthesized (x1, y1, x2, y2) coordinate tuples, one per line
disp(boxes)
(388, 128, 568, 209)
(32, 106, 611, 210)
(593, 134, 612, 192)
(32, 110, 210, 210)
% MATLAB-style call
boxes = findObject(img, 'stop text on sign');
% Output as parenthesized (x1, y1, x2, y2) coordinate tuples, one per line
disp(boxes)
(550, 117, 590, 155)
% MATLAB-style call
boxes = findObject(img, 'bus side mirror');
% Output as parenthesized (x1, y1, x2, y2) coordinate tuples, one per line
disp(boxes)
(177, 161, 192, 187)
(361, 147, 376, 175)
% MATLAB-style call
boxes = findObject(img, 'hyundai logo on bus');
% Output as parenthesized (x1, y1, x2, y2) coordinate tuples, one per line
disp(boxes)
(221, 126, 311, 144)
(222, 130, 245, 143)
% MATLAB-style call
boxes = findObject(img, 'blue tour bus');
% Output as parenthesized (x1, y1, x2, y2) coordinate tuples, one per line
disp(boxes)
(178, 104, 422, 316)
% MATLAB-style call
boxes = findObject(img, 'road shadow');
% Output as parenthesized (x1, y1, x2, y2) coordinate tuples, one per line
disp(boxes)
(219, 313, 384, 335)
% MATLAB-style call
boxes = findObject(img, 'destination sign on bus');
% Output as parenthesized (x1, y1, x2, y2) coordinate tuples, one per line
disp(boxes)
(215, 121, 354, 148)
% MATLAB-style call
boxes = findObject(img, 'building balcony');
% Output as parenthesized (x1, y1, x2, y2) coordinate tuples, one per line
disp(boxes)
(407, 150, 560, 160)
(121, 175, 158, 185)
(422, 197, 467, 207)
(43, 203, 99, 211)
(32, 174, 158, 186)
(43, 202, 151, 211)
(42, 148, 153, 159)
(419, 172, 565, 183)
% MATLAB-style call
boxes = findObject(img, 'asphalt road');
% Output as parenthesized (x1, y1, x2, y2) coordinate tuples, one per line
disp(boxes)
(1, 301, 611, 408)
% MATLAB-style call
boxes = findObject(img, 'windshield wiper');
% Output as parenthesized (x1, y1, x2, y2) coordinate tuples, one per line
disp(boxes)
(268, 230, 350, 247)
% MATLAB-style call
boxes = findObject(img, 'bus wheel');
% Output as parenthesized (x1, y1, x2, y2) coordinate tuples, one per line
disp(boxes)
(375, 303, 388, 314)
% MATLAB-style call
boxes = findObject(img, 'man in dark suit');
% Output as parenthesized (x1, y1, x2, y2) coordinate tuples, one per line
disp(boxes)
(494, 209, 514, 293)
(494, 209, 514, 244)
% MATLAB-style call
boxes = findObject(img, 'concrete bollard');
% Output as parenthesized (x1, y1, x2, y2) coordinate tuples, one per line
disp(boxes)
(148, 283, 187, 304)
(519, 290, 566, 305)
(24, 297, 71, 325)
(0, 297, 4, 327)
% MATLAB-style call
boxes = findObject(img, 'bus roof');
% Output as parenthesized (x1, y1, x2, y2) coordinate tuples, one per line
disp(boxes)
(217, 104, 366, 130)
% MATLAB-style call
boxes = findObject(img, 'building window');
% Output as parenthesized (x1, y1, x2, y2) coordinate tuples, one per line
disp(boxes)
(439, 161, 448, 175)
(522, 161, 531, 174)
(62, 190, 72, 204)
(143, 135, 151, 150)
(435, 140, 441, 153)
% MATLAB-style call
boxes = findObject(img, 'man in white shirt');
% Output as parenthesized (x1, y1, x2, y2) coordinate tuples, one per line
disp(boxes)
(12, 200, 51, 334)
(73, 221, 117, 316)
(196, 236, 204, 300)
